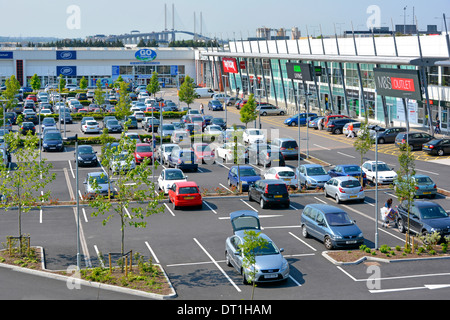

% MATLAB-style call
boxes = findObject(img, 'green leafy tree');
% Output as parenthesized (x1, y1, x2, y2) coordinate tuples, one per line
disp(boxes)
(79, 76, 88, 90)
(239, 230, 269, 300)
(178, 75, 196, 108)
(239, 94, 258, 128)
(58, 75, 66, 91)
(94, 79, 105, 108)
(394, 142, 417, 248)
(88, 132, 164, 271)
(147, 72, 160, 100)
(114, 82, 131, 121)
(0, 131, 56, 254)
(1, 75, 21, 111)
(353, 120, 374, 185)
(113, 75, 124, 90)
(29, 74, 41, 92)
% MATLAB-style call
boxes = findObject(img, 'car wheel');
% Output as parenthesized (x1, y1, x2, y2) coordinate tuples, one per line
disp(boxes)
(397, 218, 405, 233)
(225, 251, 232, 267)
(335, 194, 341, 204)
(334, 128, 341, 134)
(280, 111, 285, 116)
(438, 149, 444, 156)
(260, 197, 266, 209)
(262, 112, 267, 116)
(324, 188, 328, 197)
(290, 121, 297, 126)
(324, 236, 333, 250)
(248, 192, 252, 202)
(378, 138, 385, 144)
(301, 225, 309, 238)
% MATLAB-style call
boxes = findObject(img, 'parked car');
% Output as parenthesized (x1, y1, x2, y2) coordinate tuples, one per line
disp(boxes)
(157, 124, 175, 137)
(397, 174, 437, 199)
(120, 116, 138, 129)
(284, 113, 318, 127)
(227, 165, 261, 192)
(24, 113, 38, 125)
(257, 104, 285, 116)
(395, 132, 434, 151)
(167, 148, 198, 172)
(76, 145, 98, 167)
(252, 144, 286, 168)
(422, 138, 450, 156)
(212, 93, 229, 102)
(192, 143, 215, 164)
(41, 117, 56, 131)
(82, 120, 100, 134)
(194, 87, 214, 98)
(42, 131, 64, 152)
(361, 161, 397, 185)
(225, 211, 289, 284)
(248, 179, 290, 209)
(211, 117, 227, 130)
(0, 148, 11, 167)
(296, 164, 331, 189)
(323, 114, 350, 128)
(243, 129, 266, 144)
(143, 118, 160, 133)
(271, 138, 298, 160)
(324, 176, 365, 203)
(396, 200, 450, 238)
(171, 131, 190, 145)
(326, 118, 358, 134)
(157, 168, 187, 194)
(156, 143, 179, 165)
(215, 142, 246, 164)
(105, 119, 122, 133)
(343, 122, 361, 136)
(110, 152, 136, 174)
(263, 166, 298, 189)
(328, 164, 367, 186)
(134, 143, 153, 165)
(300, 204, 364, 250)
(19, 122, 36, 135)
(83, 172, 115, 199)
(168, 181, 202, 210)
(208, 100, 223, 111)
(371, 127, 406, 144)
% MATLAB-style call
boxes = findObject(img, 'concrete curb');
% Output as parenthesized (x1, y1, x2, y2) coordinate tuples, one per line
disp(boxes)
(0, 246, 177, 300)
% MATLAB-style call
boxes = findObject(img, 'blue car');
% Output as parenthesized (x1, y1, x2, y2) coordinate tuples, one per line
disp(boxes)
(42, 131, 64, 152)
(300, 204, 364, 250)
(208, 100, 224, 111)
(328, 164, 367, 186)
(284, 113, 317, 127)
(167, 148, 198, 172)
(227, 165, 261, 192)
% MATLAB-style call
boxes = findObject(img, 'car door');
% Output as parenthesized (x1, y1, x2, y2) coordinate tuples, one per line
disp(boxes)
(297, 165, 306, 184)
(313, 210, 328, 240)
(227, 235, 243, 271)
(229, 167, 238, 186)
(409, 206, 423, 234)
(443, 139, 450, 153)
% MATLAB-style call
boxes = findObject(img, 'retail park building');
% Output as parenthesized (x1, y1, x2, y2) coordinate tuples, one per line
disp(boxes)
(1, 33, 449, 132)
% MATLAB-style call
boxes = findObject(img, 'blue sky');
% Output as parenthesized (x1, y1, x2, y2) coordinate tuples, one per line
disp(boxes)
(0, 0, 449, 39)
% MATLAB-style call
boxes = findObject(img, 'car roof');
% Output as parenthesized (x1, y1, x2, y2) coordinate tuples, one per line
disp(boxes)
(271, 166, 294, 171)
(261, 179, 288, 185)
(231, 165, 253, 170)
(331, 176, 359, 181)
(301, 164, 323, 168)
(174, 181, 198, 187)
(305, 203, 346, 213)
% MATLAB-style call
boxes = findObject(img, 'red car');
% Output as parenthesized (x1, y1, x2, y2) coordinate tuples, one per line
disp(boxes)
(192, 143, 215, 164)
(26, 94, 37, 102)
(134, 143, 153, 164)
(168, 181, 202, 210)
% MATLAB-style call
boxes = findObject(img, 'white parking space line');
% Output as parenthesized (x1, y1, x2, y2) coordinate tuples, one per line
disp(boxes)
(68, 160, 75, 179)
(219, 183, 233, 193)
(313, 144, 331, 151)
(289, 232, 317, 252)
(415, 168, 439, 176)
(193, 238, 241, 293)
(217, 162, 230, 170)
(73, 207, 92, 268)
(82, 208, 89, 223)
(337, 152, 356, 159)
(289, 275, 302, 287)
(164, 203, 176, 217)
(314, 196, 327, 204)
(64, 168, 75, 201)
(240, 199, 258, 212)
(145, 241, 160, 264)
(203, 201, 217, 214)
(93, 245, 104, 268)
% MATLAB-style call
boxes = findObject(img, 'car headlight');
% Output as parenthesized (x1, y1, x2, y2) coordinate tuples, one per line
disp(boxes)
(57, 143, 62, 146)
(280, 259, 289, 271)
(78, 156, 83, 161)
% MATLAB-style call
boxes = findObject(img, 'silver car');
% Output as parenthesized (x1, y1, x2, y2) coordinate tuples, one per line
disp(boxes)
(296, 164, 331, 189)
(83, 172, 115, 199)
(225, 210, 289, 284)
(324, 176, 365, 203)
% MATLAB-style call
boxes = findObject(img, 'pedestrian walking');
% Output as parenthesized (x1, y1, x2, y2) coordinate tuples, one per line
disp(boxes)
(200, 103, 204, 115)
(435, 117, 441, 134)
(347, 122, 355, 138)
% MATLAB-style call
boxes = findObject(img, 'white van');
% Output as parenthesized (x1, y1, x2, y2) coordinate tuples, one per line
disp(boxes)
(194, 87, 214, 98)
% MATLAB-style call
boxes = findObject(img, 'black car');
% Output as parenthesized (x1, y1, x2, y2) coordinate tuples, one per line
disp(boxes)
(143, 118, 160, 132)
(374, 127, 406, 144)
(422, 139, 450, 156)
(105, 119, 122, 133)
(211, 117, 227, 130)
(395, 132, 434, 150)
(19, 121, 36, 135)
(24, 113, 39, 125)
(167, 148, 198, 172)
(76, 145, 98, 167)
(396, 200, 450, 238)
(326, 118, 357, 134)
(248, 179, 290, 209)
(120, 116, 138, 129)
(5, 112, 17, 125)
(60, 113, 73, 124)
(43, 131, 64, 152)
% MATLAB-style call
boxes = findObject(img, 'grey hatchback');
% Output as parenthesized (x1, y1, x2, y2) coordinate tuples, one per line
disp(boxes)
(300, 204, 364, 250)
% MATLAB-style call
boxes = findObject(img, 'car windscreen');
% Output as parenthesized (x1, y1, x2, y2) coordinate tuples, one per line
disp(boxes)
(239, 168, 258, 177)
(213, 118, 224, 124)
(372, 164, 391, 171)
(107, 120, 119, 125)
(254, 241, 279, 256)
(249, 130, 263, 135)
(196, 145, 211, 152)
(79, 146, 94, 154)
(178, 186, 199, 194)
(92, 175, 109, 185)
(341, 180, 361, 188)
(281, 140, 298, 148)
(44, 133, 62, 140)
(419, 206, 449, 219)
(306, 167, 327, 176)
(136, 145, 152, 153)
(325, 212, 354, 226)
(163, 125, 175, 130)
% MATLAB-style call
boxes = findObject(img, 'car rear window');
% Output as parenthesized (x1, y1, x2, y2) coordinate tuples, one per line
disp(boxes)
(341, 180, 361, 188)
(278, 171, 295, 177)
(267, 184, 288, 193)
(281, 140, 298, 148)
(178, 186, 199, 194)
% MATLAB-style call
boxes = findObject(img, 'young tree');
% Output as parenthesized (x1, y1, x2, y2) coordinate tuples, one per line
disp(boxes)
(29, 74, 41, 92)
(147, 72, 160, 100)
(114, 82, 132, 121)
(88, 132, 164, 271)
(353, 120, 374, 185)
(94, 79, 105, 108)
(394, 142, 417, 248)
(178, 75, 196, 108)
(1, 75, 21, 111)
(79, 76, 88, 90)
(0, 131, 56, 254)
(58, 75, 66, 91)
(239, 94, 258, 128)
(239, 230, 269, 300)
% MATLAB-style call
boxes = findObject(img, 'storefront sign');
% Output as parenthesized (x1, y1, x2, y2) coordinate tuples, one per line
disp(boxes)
(135, 49, 157, 61)
(373, 68, 422, 100)
(0, 52, 13, 59)
(56, 66, 77, 76)
(57, 50, 77, 60)
(286, 63, 313, 81)
(222, 57, 238, 73)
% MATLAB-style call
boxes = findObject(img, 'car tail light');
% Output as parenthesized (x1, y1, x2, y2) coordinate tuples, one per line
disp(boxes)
(266, 153, 270, 160)
(401, 139, 406, 144)
(429, 145, 434, 148)
(415, 186, 419, 190)
(360, 187, 364, 192)
(339, 187, 346, 193)
(433, 184, 436, 188)
(280, 147, 286, 150)
(264, 185, 269, 194)
(275, 173, 279, 179)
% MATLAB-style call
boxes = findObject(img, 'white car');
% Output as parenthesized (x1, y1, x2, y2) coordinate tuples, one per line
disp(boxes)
(157, 168, 187, 194)
(82, 120, 100, 134)
(264, 166, 298, 188)
(324, 176, 365, 203)
(215, 142, 246, 163)
(243, 129, 266, 144)
(156, 143, 179, 165)
(138, 92, 150, 100)
(133, 111, 145, 122)
(361, 161, 397, 185)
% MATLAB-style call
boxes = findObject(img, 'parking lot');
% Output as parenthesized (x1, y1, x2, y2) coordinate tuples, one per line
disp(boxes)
(1, 88, 450, 300)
